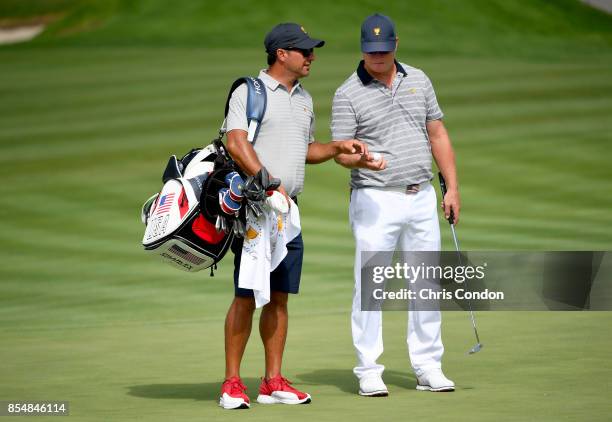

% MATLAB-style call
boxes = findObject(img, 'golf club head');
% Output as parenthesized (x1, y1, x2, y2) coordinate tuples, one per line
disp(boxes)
(468, 343, 483, 355)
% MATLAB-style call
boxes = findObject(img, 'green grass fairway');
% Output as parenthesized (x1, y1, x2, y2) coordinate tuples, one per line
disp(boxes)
(1, 1, 612, 421)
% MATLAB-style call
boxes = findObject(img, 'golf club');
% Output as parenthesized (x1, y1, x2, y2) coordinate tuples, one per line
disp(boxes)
(438, 172, 483, 355)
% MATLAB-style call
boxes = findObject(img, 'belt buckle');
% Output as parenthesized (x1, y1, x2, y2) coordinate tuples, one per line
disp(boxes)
(406, 184, 420, 194)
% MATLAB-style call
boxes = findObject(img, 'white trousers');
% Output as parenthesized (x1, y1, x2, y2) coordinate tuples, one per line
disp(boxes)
(349, 183, 444, 379)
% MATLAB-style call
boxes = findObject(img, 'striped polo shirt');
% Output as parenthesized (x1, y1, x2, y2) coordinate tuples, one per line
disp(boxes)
(226, 70, 315, 197)
(331, 60, 444, 188)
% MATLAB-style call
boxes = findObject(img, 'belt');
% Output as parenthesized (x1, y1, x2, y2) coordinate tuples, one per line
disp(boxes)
(359, 181, 430, 194)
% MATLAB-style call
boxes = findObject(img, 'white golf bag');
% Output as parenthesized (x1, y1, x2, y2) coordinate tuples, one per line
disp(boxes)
(141, 143, 239, 273)
(141, 76, 272, 273)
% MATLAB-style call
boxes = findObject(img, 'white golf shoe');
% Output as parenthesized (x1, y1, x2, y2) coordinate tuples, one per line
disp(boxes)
(358, 375, 389, 397)
(416, 369, 455, 392)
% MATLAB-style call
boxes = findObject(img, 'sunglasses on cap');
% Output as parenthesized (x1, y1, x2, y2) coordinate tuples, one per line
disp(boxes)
(285, 47, 314, 57)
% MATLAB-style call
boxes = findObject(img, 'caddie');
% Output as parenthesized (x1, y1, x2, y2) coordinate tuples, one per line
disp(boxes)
(219, 22, 368, 410)
(332, 13, 461, 396)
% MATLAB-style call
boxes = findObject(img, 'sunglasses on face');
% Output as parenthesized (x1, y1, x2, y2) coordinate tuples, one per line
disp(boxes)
(285, 47, 314, 57)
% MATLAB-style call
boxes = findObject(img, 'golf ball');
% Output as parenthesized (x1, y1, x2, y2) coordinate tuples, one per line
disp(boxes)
(371, 152, 382, 161)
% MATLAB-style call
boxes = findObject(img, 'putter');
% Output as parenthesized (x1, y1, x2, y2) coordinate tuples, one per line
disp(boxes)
(438, 172, 483, 355)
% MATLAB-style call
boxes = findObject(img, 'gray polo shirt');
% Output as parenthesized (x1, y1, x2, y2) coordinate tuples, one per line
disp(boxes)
(226, 70, 315, 198)
(331, 60, 443, 188)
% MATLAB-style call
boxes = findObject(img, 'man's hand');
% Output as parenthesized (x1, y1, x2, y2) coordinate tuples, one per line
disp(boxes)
(307, 140, 368, 164)
(334, 146, 387, 171)
(276, 184, 291, 208)
(334, 139, 368, 156)
(358, 153, 387, 170)
(441, 188, 461, 225)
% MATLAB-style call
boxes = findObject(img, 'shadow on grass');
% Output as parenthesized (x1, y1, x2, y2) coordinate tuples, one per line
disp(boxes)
(296, 369, 416, 394)
(127, 377, 261, 402)
(128, 370, 418, 401)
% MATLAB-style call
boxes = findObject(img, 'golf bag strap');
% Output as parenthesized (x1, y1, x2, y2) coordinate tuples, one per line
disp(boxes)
(223, 77, 267, 145)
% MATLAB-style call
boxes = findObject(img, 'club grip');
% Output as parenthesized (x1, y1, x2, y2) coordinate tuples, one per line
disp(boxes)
(438, 172, 454, 225)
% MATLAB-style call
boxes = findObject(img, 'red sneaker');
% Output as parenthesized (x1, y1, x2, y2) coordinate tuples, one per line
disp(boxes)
(257, 375, 311, 405)
(219, 376, 250, 409)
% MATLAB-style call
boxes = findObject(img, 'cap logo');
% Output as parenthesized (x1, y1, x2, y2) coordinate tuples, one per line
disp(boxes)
(374, 27, 381, 36)
(301, 26, 307, 34)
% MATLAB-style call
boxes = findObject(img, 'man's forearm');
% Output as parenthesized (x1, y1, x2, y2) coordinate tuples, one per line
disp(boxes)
(429, 120, 461, 223)
(226, 129, 263, 176)
(306, 142, 342, 164)
(431, 138, 457, 190)
(429, 123, 458, 190)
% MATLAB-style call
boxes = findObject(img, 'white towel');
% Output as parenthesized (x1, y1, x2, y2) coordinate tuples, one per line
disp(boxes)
(238, 199, 301, 308)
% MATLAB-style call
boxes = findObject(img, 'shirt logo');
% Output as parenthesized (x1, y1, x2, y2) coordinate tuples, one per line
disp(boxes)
(374, 27, 381, 36)
(408, 87, 417, 94)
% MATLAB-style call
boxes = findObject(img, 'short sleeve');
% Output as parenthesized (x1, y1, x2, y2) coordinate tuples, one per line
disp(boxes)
(423, 73, 444, 121)
(331, 89, 357, 140)
(225, 83, 249, 132)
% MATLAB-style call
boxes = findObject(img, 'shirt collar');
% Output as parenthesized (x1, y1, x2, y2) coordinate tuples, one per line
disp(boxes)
(258, 69, 302, 93)
(356, 60, 407, 85)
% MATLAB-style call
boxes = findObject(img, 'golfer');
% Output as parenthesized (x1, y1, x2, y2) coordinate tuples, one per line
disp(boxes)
(331, 14, 460, 396)
(220, 23, 367, 409)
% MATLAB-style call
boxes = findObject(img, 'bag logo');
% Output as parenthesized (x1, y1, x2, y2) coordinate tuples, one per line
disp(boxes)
(250, 77, 263, 96)
(161, 252, 193, 270)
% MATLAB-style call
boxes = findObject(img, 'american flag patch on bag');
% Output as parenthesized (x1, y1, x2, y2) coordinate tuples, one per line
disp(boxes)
(156, 193, 175, 215)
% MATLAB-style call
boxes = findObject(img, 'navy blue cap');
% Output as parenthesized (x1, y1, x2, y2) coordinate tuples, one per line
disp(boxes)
(361, 13, 396, 53)
(264, 23, 325, 53)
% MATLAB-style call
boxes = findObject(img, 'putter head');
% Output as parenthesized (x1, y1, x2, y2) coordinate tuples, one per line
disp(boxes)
(468, 343, 483, 355)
